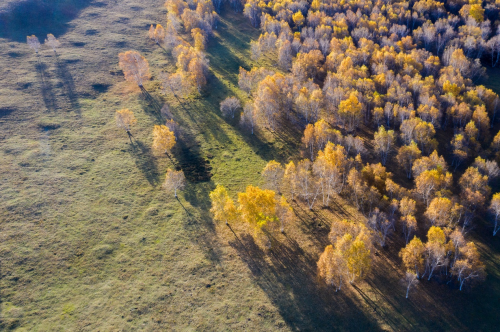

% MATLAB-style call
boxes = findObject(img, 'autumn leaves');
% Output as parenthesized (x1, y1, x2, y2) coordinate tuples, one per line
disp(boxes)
(117, 50, 181, 198)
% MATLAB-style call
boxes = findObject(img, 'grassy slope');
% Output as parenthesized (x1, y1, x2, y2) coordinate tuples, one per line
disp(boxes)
(0, 1, 499, 331)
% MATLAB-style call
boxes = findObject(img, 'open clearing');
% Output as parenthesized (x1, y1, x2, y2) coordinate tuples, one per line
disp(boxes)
(1, 0, 499, 331)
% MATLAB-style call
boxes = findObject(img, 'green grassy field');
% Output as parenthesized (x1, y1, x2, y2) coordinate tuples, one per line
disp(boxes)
(1, 1, 500, 331)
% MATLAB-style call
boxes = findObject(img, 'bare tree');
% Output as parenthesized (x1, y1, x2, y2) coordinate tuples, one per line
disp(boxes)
(163, 169, 186, 198)
(45, 34, 61, 54)
(368, 208, 394, 247)
(27, 35, 41, 54)
(220, 97, 241, 118)
(115, 109, 137, 135)
(240, 103, 257, 134)
(404, 271, 418, 298)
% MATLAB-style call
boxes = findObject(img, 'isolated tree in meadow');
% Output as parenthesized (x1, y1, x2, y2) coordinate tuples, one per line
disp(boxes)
(220, 97, 241, 118)
(262, 160, 284, 193)
(373, 126, 395, 166)
(118, 51, 151, 88)
(404, 271, 418, 299)
(163, 169, 186, 197)
(115, 109, 137, 135)
(452, 242, 485, 291)
(149, 24, 166, 45)
(209, 184, 238, 226)
(489, 193, 500, 236)
(400, 236, 425, 279)
(27, 35, 41, 54)
(397, 141, 421, 178)
(152, 125, 176, 155)
(44, 34, 61, 54)
(318, 245, 346, 292)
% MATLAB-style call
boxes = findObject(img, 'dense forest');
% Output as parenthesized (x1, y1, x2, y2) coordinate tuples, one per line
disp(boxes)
(125, 0, 500, 295)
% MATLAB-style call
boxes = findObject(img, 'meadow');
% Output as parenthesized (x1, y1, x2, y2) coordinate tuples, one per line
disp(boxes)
(0, 0, 499, 331)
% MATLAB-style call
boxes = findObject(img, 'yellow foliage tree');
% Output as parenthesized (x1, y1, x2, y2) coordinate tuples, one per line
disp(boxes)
(399, 236, 425, 278)
(209, 184, 238, 225)
(337, 232, 372, 283)
(338, 92, 363, 132)
(237, 185, 279, 248)
(292, 11, 305, 30)
(318, 244, 346, 292)
(152, 125, 176, 155)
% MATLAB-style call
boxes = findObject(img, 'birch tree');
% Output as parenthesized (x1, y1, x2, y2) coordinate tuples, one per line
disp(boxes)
(163, 169, 186, 197)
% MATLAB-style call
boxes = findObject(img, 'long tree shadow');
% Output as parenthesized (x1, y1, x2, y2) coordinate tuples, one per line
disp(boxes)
(229, 234, 381, 331)
(127, 139, 160, 186)
(0, 0, 94, 41)
(139, 88, 163, 124)
(54, 54, 80, 113)
(180, 181, 221, 264)
(35, 58, 57, 111)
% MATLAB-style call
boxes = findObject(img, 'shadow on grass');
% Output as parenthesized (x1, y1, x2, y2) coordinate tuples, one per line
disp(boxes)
(127, 138, 160, 186)
(179, 182, 222, 264)
(206, 26, 245, 87)
(54, 54, 80, 113)
(228, 233, 380, 331)
(0, 0, 94, 42)
(35, 58, 57, 111)
(139, 87, 163, 123)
